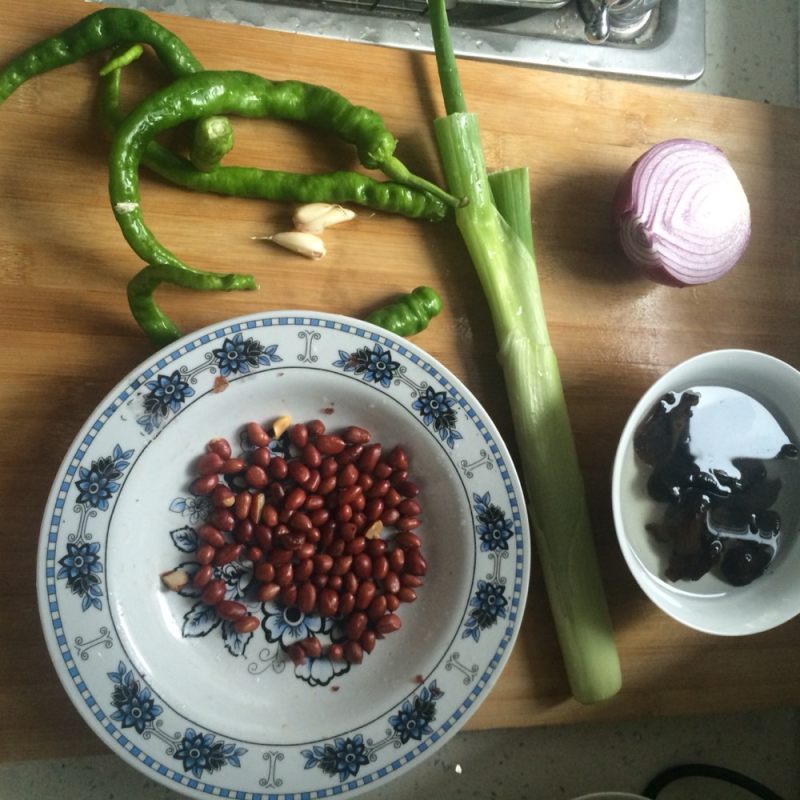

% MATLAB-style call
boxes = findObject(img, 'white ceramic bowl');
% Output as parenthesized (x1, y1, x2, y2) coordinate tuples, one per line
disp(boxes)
(612, 349, 800, 635)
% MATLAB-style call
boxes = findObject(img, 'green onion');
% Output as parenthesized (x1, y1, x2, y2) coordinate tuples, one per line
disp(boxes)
(428, 0, 621, 703)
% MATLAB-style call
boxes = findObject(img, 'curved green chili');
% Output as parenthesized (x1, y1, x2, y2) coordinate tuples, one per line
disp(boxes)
(365, 286, 443, 336)
(99, 66, 447, 220)
(0, 8, 233, 172)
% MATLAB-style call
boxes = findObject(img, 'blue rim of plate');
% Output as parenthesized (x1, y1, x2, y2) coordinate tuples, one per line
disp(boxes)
(37, 311, 530, 799)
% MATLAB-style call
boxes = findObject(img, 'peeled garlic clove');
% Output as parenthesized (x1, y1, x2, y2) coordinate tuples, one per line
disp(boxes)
(253, 231, 326, 259)
(293, 203, 356, 233)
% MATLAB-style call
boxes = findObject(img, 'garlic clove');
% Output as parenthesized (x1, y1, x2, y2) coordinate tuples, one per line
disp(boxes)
(253, 231, 326, 259)
(293, 203, 356, 233)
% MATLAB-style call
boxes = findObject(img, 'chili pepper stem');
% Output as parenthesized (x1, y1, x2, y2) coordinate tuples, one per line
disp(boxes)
(380, 156, 465, 208)
(99, 44, 144, 77)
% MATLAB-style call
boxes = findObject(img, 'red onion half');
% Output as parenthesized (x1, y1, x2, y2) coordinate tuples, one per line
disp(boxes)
(613, 139, 751, 286)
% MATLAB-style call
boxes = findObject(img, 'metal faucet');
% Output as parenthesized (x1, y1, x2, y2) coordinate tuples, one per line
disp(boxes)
(577, 0, 664, 42)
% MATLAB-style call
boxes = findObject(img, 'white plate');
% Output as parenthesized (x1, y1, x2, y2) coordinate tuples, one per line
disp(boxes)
(38, 311, 530, 798)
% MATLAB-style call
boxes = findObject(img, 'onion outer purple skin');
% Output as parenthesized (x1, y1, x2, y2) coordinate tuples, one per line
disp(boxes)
(613, 138, 751, 287)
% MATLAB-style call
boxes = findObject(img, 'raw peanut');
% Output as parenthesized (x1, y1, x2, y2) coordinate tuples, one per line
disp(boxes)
(221, 457, 247, 474)
(345, 612, 368, 641)
(290, 423, 309, 448)
(254, 525, 273, 551)
(327, 574, 343, 590)
(288, 643, 306, 666)
(247, 546, 263, 562)
(245, 465, 268, 490)
(297, 582, 317, 614)
(320, 521, 336, 548)
(357, 473, 374, 492)
(372, 555, 389, 580)
(321, 457, 338, 478)
(355, 580, 376, 610)
(316, 434, 346, 455)
(269, 548, 293, 566)
(352, 499, 366, 517)
(304, 468, 322, 493)
(373, 462, 392, 480)
(344, 426, 371, 445)
(257, 582, 281, 602)
(234, 491, 252, 521)
(234, 615, 260, 634)
(339, 592, 356, 617)
(342, 571, 359, 596)
(353, 553, 373, 579)
(365, 498, 384, 522)
(288, 460, 311, 485)
(269, 456, 289, 480)
(192, 564, 213, 589)
(312, 574, 328, 590)
(346, 536, 366, 556)
(360, 630, 377, 654)
(289, 511, 312, 532)
(338, 485, 361, 506)
(247, 421, 271, 447)
(398, 480, 420, 498)
(196, 451, 224, 476)
(319, 475, 337, 495)
(255, 562, 275, 583)
(280, 583, 298, 606)
(337, 463, 359, 488)
(367, 538, 387, 557)
(383, 571, 401, 594)
(367, 479, 390, 498)
(333, 555, 353, 575)
(344, 640, 363, 664)
(338, 522, 357, 542)
(304, 495, 325, 514)
(319, 588, 339, 617)
(397, 517, 421, 532)
(210, 508, 235, 532)
(384, 488, 402, 508)
(388, 446, 409, 470)
(160, 569, 189, 591)
(358, 444, 382, 473)
(196, 544, 215, 565)
(385, 593, 400, 612)
(388, 548, 405, 573)
(251, 447, 272, 469)
(307, 419, 326, 437)
(281, 530, 307, 551)
(201, 579, 226, 605)
(400, 573, 424, 588)
(309, 507, 329, 526)
(249, 492, 266, 524)
(405, 549, 428, 576)
(398, 587, 417, 603)
(207, 437, 233, 460)
(328, 643, 345, 661)
(269, 482, 286, 502)
(337, 444, 364, 465)
(198, 524, 225, 548)
(212, 484, 236, 508)
(398, 498, 422, 516)
(380, 508, 400, 526)
(276, 563, 294, 587)
(390, 469, 408, 487)
(328, 539, 346, 558)
(299, 636, 322, 658)
(367, 594, 387, 622)
(214, 543, 243, 566)
(270, 415, 292, 439)
(284, 487, 307, 511)
(216, 599, 247, 621)
(396, 531, 422, 549)
(314, 554, 334, 574)
(302, 443, 322, 469)
(190, 474, 219, 496)
(364, 520, 383, 540)
(295, 557, 314, 582)
(374, 613, 402, 635)
(261, 503, 279, 528)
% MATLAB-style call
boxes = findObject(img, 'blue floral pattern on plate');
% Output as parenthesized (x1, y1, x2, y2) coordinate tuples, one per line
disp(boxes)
(38, 312, 529, 800)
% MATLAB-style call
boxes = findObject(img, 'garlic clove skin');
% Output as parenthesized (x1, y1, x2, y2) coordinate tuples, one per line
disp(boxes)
(253, 231, 327, 259)
(293, 203, 356, 233)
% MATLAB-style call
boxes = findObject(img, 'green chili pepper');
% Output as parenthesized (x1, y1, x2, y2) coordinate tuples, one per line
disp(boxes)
(99, 66, 447, 220)
(365, 286, 443, 336)
(0, 8, 233, 172)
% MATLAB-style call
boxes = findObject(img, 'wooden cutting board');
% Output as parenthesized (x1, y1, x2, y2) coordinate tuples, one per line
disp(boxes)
(1, 0, 799, 762)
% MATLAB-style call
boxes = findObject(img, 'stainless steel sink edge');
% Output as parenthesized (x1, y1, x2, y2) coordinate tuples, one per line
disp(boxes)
(92, 0, 705, 82)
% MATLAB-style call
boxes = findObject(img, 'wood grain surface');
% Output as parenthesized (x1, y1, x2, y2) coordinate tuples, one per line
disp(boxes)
(1, 0, 799, 762)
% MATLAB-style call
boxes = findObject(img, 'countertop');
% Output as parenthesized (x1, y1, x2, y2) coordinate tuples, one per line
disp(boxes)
(1, 1, 799, 798)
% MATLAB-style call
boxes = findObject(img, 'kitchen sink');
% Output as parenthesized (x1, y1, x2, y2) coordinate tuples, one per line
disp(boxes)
(96, 0, 705, 82)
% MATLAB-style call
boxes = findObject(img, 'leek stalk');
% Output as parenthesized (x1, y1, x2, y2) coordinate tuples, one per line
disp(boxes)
(428, 0, 621, 703)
